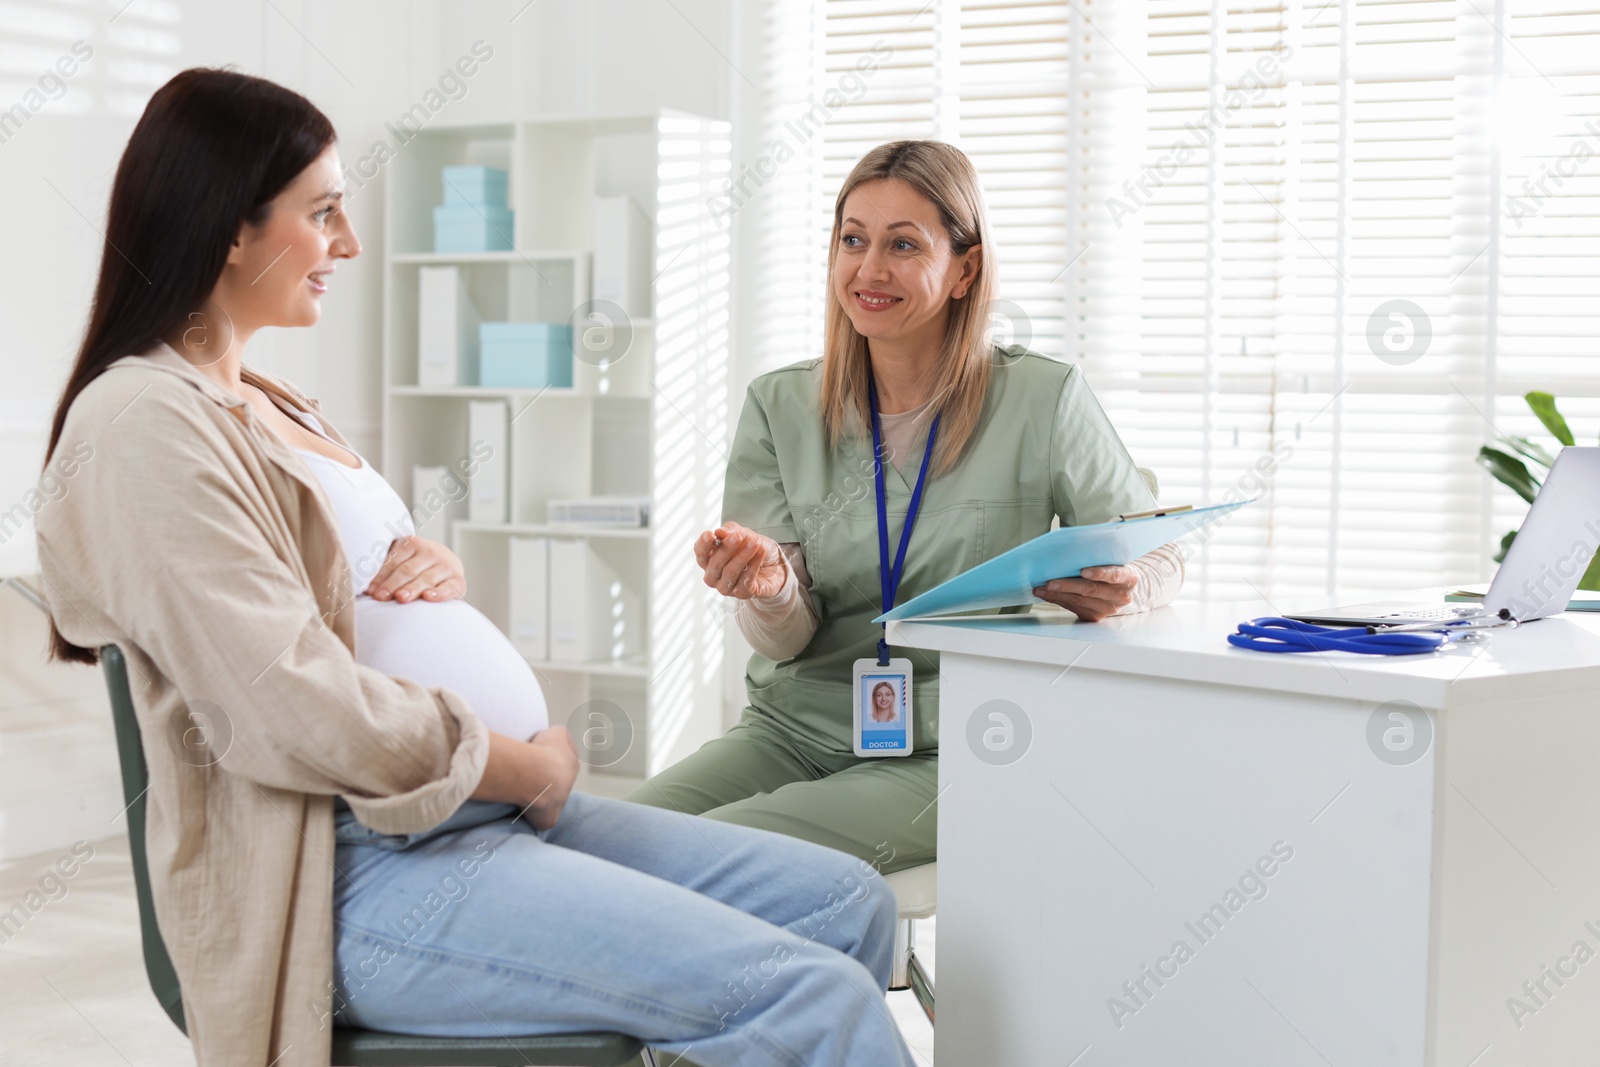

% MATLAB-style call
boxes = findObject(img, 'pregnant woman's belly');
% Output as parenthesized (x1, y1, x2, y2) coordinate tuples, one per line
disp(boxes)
(284, 410, 548, 740)
(353, 596, 549, 741)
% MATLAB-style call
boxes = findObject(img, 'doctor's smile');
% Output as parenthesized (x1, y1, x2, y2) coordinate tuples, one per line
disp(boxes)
(852, 288, 901, 311)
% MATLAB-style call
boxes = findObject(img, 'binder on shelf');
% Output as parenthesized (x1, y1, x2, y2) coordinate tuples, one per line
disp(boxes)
(509, 537, 551, 661)
(548, 539, 642, 663)
(466, 400, 509, 524)
(411, 465, 468, 545)
(874, 501, 1253, 622)
(417, 266, 481, 387)
(592, 195, 652, 319)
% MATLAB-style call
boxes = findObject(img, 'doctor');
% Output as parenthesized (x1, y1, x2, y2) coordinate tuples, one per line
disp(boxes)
(625, 140, 1184, 872)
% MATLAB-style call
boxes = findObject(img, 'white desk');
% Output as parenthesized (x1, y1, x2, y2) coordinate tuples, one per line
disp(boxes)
(888, 597, 1600, 1066)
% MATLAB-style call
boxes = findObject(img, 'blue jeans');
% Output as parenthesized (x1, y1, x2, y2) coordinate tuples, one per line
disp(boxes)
(330, 792, 918, 1067)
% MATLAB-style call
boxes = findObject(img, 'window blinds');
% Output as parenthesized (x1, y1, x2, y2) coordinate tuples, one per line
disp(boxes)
(750, 0, 1600, 601)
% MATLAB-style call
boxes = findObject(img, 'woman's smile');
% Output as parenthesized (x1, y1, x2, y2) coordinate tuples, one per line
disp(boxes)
(854, 289, 902, 312)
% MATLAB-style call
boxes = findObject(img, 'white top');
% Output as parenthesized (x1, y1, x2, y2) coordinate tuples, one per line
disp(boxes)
(290, 410, 548, 740)
(885, 592, 1600, 710)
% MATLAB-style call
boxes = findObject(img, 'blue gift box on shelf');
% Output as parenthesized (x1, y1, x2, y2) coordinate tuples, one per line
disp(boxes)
(479, 322, 574, 388)
(441, 165, 507, 208)
(433, 204, 514, 253)
(432, 165, 514, 252)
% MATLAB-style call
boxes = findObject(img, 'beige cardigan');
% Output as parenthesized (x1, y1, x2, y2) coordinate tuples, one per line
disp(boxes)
(36, 344, 490, 1066)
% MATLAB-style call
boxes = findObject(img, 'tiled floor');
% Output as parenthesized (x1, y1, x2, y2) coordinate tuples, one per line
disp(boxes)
(0, 835, 194, 1066)
(0, 833, 936, 1066)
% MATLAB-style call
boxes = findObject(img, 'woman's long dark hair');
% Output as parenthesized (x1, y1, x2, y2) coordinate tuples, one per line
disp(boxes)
(43, 68, 336, 665)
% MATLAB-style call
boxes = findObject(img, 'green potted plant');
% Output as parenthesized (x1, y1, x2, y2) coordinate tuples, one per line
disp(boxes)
(1476, 391, 1600, 591)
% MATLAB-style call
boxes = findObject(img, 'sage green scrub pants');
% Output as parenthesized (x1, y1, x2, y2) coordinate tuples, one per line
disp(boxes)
(622, 712, 938, 876)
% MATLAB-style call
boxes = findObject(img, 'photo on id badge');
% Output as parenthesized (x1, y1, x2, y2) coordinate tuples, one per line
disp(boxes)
(853, 657, 913, 757)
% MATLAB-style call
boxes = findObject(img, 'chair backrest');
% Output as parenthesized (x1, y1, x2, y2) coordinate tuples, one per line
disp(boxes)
(100, 644, 188, 1034)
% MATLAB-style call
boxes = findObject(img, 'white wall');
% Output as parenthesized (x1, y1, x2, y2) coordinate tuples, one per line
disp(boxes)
(0, 0, 422, 580)
(0, 0, 425, 860)
(0, 0, 768, 859)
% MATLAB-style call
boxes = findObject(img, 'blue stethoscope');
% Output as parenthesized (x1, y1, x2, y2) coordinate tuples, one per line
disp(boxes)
(1228, 611, 1519, 655)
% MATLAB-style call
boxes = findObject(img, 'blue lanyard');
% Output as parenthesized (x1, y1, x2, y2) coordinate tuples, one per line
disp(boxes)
(869, 373, 940, 666)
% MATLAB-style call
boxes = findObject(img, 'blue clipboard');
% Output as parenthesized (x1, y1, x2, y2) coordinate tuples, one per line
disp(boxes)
(873, 500, 1252, 623)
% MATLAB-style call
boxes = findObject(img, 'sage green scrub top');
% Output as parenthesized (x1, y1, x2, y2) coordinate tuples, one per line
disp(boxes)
(723, 344, 1156, 755)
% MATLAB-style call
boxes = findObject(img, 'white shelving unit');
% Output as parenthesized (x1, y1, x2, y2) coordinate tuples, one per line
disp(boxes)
(380, 112, 732, 781)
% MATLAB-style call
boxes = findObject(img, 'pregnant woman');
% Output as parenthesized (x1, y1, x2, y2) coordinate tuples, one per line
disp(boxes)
(35, 68, 916, 1067)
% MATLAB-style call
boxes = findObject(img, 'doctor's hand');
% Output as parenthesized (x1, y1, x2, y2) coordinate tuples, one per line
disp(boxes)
(694, 521, 787, 600)
(367, 536, 466, 604)
(1033, 565, 1140, 623)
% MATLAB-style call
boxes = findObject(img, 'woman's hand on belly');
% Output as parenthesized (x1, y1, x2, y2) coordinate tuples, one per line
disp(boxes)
(1033, 564, 1139, 622)
(367, 536, 466, 604)
(695, 520, 786, 599)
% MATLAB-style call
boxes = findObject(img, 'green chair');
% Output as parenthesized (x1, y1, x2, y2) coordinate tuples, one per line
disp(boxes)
(100, 644, 656, 1067)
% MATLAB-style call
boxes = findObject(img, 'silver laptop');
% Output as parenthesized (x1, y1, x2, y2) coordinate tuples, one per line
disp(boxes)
(1288, 446, 1600, 627)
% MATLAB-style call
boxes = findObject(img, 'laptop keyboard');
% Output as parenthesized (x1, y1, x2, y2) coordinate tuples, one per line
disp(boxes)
(1372, 606, 1482, 621)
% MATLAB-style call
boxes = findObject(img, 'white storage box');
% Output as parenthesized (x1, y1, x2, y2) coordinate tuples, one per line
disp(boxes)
(591, 195, 652, 319)
(417, 266, 480, 387)
(547, 496, 650, 527)
(411, 465, 468, 545)
(466, 400, 509, 523)
(508, 536, 551, 661)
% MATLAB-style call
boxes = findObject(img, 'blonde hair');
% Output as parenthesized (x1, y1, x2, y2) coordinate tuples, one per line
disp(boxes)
(821, 140, 994, 477)
(871, 681, 897, 721)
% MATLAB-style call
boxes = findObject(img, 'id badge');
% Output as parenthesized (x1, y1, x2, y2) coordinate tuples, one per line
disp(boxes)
(853, 657, 913, 757)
